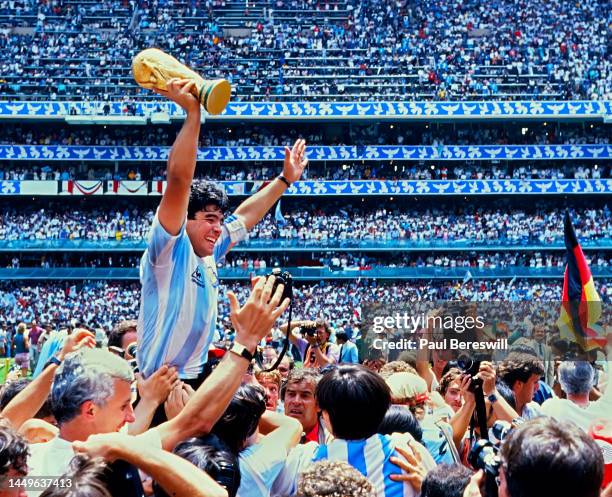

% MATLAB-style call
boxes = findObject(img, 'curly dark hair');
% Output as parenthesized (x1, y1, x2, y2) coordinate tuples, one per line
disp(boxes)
(187, 181, 229, 219)
(437, 367, 463, 396)
(0, 423, 29, 478)
(107, 319, 137, 349)
(497, 352, 544, 389)
(296, 460, 376, 497)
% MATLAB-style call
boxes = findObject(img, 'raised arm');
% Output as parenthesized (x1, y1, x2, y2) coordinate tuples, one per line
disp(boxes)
(234, 139, 308, 230)
(73, 433, 228, 497)
(1, 330, 95, 429)
(156, 78, 202, 235)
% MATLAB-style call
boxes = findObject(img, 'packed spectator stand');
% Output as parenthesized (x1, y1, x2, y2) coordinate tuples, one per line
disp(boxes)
(1, 0, 610, 101)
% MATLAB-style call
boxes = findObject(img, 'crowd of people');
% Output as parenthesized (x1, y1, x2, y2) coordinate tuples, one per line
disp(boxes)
(2, 161, 608, 182)
(1, 202, 610, 245)
(2, 278, 611, 333)
(2, 123, 608, 147)
(0, 279, 610, 497)
(4, 251, 611, 272)
(1, 0, 609, 101)
(0, 72, 610, 497)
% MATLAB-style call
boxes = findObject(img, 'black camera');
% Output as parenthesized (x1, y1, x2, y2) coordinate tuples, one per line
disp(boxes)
(270, 268, 293, 303)
(468, 439, 501, 497)
(457, 354, 481, 378)
(302, 323, 317, 337)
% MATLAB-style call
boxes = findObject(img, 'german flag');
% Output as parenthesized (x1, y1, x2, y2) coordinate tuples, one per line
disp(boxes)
(557, 211, 605, 350)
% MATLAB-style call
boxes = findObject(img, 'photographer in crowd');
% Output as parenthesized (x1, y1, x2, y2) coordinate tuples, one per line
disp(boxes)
(283, 319, 339, 368)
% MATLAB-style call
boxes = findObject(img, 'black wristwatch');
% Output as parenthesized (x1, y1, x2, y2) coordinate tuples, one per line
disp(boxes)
(44, 356, 62, 370)
(277, 175, 291, 188)
(229, 342, 255, 362)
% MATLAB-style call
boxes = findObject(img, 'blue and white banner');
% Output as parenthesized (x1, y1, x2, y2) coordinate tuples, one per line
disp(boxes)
(0, 181, 20, 195)
(0, 145, 608, 162)
(0, 100, 609, 119)
(277, 179, 612, 196)
(0, 180, 609, 196)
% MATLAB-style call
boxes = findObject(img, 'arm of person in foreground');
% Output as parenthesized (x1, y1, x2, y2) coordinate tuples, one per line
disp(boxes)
(73, 432, 227, 497)
(156, 275, 291, 450)
(1, 329, 95, 429)
(257, 410, 302, 454)
(449, 375, 476, 448)
(234, 139, 308, 230)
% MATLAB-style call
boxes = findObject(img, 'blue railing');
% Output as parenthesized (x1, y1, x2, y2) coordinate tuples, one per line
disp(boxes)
(1, 238, 611, 252)
(1, 100, 610, 119)
(1, 266, 611, 280)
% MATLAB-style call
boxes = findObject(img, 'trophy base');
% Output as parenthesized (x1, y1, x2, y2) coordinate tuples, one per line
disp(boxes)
(200, 79, 231, 115)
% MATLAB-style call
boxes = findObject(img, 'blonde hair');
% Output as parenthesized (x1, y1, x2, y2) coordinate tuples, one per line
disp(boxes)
(296, 460, 376, 497)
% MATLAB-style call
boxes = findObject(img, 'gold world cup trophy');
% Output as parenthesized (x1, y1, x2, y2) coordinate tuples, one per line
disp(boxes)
(132, 48, 231, 115)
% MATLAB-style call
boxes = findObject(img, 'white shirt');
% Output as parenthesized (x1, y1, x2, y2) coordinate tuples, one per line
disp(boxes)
(541, 398, 612, 432)
(27, 429, 162, 496)
(28, 437, 75, 494)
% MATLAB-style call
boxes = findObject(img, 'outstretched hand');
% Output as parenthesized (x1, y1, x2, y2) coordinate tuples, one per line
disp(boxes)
(58, 328, 96, 361)
(282, 138, 308, 183)
(227, 275, 290, 351)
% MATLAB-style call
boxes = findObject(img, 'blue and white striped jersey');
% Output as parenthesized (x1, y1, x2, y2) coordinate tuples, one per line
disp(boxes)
(137, 210, 247, 379)
(271, 433, 436, 497)
(237, 441, 287, 497)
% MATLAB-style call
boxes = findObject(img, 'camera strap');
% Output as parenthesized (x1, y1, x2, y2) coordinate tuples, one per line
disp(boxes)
(258, 302, 292, 373)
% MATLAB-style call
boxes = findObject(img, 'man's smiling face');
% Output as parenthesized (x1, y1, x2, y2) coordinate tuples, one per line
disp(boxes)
(186, 205, 224, 257)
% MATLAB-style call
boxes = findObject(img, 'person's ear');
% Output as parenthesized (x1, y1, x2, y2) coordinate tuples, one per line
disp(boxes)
(80, 400, 97, 420)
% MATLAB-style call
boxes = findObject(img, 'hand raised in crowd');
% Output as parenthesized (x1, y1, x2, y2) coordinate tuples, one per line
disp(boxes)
(154, 78, 200, 114)
(475, 361, 497, 396)
(462, 469, 484, 497)
(164, 382, 195, 420)
(459, 373, 476, 405)
(58, 328, 96, 360)
(283, 138, 308, 183)
(227, 275, 290, 352)
(137, 364, 179, 406)
(389, 443, 427, 493)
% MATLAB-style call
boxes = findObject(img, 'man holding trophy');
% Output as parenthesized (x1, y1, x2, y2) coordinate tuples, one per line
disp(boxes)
(132, 49, 308, 386)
